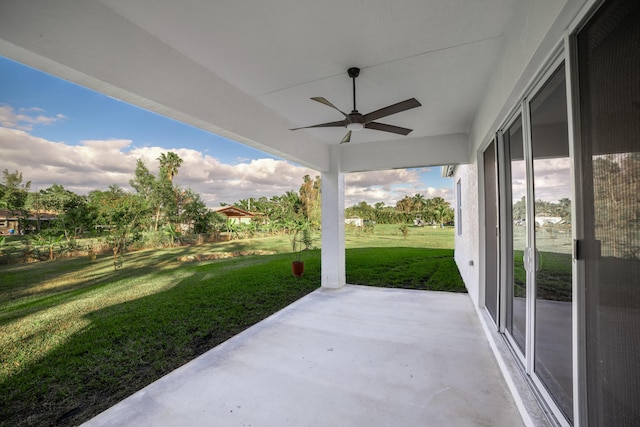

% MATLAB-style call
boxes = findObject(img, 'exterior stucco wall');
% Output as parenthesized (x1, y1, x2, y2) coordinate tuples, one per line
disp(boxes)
(470, 0, 588, 153)
(454, 162, 480, 305)
(456, 0, 590, 307)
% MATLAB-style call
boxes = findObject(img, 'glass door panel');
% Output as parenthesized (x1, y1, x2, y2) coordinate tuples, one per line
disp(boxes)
(529, 64, 573, 422)
(505, 116, 527, 354)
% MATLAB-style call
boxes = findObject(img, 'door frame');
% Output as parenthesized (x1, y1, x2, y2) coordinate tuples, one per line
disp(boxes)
(495, 51, 576, 426)
(479, 136, 500, 326)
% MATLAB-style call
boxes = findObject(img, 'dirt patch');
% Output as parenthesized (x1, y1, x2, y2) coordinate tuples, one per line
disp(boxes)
(177, 250, 276, 262)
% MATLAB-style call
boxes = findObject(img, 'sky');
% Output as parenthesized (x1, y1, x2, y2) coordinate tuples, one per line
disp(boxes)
(0, 56, 454, 208)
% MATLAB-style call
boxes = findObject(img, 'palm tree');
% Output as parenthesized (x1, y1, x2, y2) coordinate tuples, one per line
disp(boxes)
(156, 152, 184, 228)
(412, 193, 426, 218)
(395, 196, 413, 213)
(157, 152, 183, 182)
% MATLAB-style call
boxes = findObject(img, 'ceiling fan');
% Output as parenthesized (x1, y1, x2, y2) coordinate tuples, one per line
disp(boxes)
(290, 67, 421, 143)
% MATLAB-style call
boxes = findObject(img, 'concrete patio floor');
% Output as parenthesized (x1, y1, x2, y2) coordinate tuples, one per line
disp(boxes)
(84, 285, 524, 426)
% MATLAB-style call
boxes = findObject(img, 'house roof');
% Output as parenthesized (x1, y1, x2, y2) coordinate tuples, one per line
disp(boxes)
(212, 206, 255, 218)
(0, 210, 58, 220)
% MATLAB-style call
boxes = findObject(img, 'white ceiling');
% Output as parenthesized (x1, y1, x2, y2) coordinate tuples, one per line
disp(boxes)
(99, 0, 516, 146)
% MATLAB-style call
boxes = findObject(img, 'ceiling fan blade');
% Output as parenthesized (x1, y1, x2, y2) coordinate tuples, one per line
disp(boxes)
(363, 98, 421, 123)
(365, 122, 413, 136)
(311, 97, 348, 117)
(340, 131, 352, 144)
(290, 119, 347, 131)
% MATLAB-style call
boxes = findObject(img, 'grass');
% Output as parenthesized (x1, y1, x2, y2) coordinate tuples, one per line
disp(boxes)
(345, 223, 455, 249)
(347, 247, 464, 292)
(0, 227, 462, 426)
(512, 249, 572, 301)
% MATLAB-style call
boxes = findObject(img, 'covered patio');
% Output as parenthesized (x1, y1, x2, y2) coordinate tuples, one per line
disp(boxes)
(3, 0, 633, 425)
(84, 286, 527, 426)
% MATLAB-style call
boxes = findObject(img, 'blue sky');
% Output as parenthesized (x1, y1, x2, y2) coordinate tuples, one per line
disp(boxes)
(0, 56, 454, 207)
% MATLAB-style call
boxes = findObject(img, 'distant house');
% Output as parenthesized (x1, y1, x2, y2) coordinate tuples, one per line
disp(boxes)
(345, 217, 363, 227)
(0, 210, 57, 234)
(534, 216, 563, 226)
(212, 206, 255, 225)
(0, 210, 21, 234)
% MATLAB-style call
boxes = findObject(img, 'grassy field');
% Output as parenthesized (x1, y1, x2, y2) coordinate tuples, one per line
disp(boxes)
(0, 225, 461, 426)
(345, 223, 455, 249)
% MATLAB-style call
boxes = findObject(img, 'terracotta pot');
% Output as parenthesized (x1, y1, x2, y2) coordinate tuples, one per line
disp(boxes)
(291, 260, 304, 277)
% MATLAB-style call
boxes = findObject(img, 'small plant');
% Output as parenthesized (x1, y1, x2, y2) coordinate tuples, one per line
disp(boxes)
(363, 221, 375, 234)
(31, 233, 65, 261)
(87, 245, 97, 260)
(291, 222, 314, 261)
(399, 224, 409, 239)
(163, 224, 180, 247)
(0, 236, 5, 262)
(290, 221, 314, 277)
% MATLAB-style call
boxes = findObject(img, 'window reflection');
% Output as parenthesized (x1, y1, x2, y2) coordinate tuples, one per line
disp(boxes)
(507, 117, 527, 354)
(530, 64, 573, 422)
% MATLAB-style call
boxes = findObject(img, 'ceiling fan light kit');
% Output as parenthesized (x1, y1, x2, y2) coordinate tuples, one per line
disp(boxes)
(291, 67, 421, 143)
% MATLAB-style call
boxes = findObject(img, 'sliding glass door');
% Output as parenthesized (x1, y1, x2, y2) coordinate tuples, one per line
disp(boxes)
(485, 2, 640, 424)
(529, 64, 573, 423)
(504, 116, 528, 355)
(499, 62, 573, 423)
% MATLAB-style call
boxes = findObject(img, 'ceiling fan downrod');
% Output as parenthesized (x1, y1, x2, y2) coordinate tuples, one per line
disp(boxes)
(348, 67, 360, 112)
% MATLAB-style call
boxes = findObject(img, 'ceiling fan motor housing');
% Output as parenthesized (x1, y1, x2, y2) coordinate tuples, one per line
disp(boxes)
(346, 112, 365, 130)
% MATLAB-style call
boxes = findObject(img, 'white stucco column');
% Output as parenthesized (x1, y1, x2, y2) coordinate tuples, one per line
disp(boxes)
(321, 145, 345, 289)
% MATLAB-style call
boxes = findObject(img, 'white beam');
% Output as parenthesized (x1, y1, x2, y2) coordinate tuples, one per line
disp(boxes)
(321, 145, 345, 289)
(0, 0, 329, 171)
(339, 133, 470, 172)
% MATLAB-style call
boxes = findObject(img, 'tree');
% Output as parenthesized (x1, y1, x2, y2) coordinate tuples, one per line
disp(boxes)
(157, 152, 183, 182)
(512, 196, 526, 223)
(299, 175, 321, 227)
(130, 159, 161, 230)
(55, 195, 94, 242)
(425, 196, 453, 227)
(31, 184, 75, 213)
(1, 169, 31, 211)
(88, 187, 148, 268)
(396, 195, 414, 214)
(1, 169, 32, 233)
(412, 193, 426, 215)
(156, 152, 184, 227)
(130, 159, 157, 200)
(179, 188, 209, 233)
(592, 154, 640, 258)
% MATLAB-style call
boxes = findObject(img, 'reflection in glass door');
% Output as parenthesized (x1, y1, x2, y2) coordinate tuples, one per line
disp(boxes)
(498, 61, 574, 424)
(504, 116, 527, 355)
(529, 64, 573, 423)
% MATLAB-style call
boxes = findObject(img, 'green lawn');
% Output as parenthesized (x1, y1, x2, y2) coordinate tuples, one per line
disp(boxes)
(0, 227, 462, 426)
(346, 223, 455, 249)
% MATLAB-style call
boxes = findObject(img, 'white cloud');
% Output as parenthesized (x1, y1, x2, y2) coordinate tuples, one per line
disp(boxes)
(0, 125, 453, 209)
(0, 105, 67, 131)
(0, 126, 317, 206)
(345, 169, 453, 206)
(532, 157, 571, 202)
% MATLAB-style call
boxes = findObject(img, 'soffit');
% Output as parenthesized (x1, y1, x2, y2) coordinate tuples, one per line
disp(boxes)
(99, 0, 516, 147)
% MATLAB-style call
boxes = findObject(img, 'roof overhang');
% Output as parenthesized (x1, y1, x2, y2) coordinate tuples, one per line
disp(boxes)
(0, 0, 520, 172)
